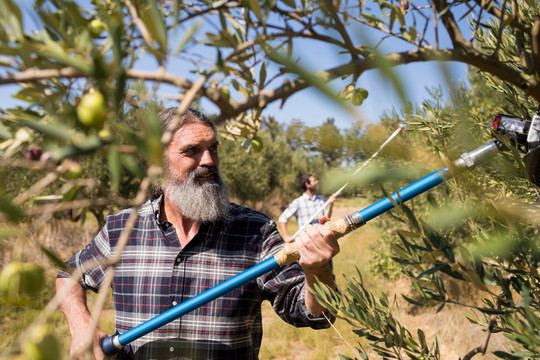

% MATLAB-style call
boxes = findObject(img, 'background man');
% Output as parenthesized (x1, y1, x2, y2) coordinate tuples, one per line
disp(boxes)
(56, 108, 339, 360)
(278, 174, 337, 243)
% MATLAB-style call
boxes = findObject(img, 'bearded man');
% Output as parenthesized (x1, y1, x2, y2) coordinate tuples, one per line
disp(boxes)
(56, 108, 339, 360)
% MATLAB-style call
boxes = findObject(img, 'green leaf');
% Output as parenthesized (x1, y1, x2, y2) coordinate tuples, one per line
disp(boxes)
(0, 193, 24, 223)
(501, 14, 513, 29)
(493, 351, 522, 360)
(0, 121, 12, 139)
(0, 0, 23, 40)
(173, 20, 201, 55)
(121, 154, 146, 177)
(415, 264, 446, 279)
(465, 269, 488, 292)
(39, 245, 68, 270)
(399, 203, 421, 232)
(27, 34, 93, 74)
(108, 145, 121, 192)
(140, 0, 168, 52)
(51, 135, 104, 162)
(259, 61, 267, 87)
(246, 0, 264, 23)
(362, 13, 382, 26)
(212, 0, 229, 7)
(62, 185, 80, 202)
(401, 294, 424, 306)
(417, 328, 427, 350)
(282, 0, 296, 8)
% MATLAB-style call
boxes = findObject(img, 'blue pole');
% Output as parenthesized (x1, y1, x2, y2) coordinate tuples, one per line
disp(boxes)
(358, 168, 450, 223)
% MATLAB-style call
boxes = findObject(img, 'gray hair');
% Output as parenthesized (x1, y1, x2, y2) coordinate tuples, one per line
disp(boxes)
(159, 107, 216, 139)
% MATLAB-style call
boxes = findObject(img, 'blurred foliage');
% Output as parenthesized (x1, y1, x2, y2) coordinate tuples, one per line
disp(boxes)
(314, 73, 540, 359)
(1, 0, 540, 359)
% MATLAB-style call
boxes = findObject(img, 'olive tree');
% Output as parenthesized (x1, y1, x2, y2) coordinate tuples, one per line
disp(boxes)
(1, 0, 540, 358)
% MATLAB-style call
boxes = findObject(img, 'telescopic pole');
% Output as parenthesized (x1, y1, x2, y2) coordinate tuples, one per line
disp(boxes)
(102, 140, 501, 355)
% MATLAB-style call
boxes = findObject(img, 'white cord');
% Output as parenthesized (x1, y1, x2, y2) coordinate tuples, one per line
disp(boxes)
(290, 124, 405, 240)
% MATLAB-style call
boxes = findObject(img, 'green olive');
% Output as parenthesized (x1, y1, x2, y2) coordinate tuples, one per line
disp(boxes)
(0, 262, 44, 299)
(251, 136, 263, 152)
(62, 159, 83, 179)
(219, 87, 230, 102)
(89, 19, 106, 36)
(23, 326, 61, 360)
(351, 88, 369, 106)
(77, 91, 107, 129)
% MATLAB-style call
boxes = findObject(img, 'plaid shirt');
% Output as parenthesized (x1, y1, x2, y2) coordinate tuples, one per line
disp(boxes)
(58, 196, 331, 359)
(278, 193, 328, 229)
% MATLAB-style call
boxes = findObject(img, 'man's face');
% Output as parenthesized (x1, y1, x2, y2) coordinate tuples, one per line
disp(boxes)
(307, 176, 318, 191)
(166, 122, 220, 184)
(162, 121, 230, 223)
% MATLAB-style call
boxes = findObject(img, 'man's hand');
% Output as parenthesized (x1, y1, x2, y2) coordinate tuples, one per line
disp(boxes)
(282, 234, 294, 243)
(279, 222, 294, 243)
(328, 193, 338, 204)
(295, 216, 339, 315)
(295, 216, 339, 271)
(70, 326, 114, 360)
(56, 278, 117, 359)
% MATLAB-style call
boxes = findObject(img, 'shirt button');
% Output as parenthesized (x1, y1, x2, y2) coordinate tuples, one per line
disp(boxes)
(169, 346, 174, 352)
(175, 257, 181, 263)
(172, 300, 178, 306)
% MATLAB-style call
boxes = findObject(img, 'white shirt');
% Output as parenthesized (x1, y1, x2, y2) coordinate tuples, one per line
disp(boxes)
(278, 193, 328, 229)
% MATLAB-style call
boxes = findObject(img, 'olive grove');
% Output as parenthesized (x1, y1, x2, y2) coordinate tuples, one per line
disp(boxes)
(0, 0, 539, 359)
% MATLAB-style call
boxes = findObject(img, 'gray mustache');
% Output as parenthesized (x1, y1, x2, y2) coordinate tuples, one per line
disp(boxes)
(191, 166, 219, 179)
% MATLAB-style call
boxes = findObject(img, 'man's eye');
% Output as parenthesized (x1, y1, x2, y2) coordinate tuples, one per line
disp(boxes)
(183, 148, 197, 155)
(209, 145, 218, 152)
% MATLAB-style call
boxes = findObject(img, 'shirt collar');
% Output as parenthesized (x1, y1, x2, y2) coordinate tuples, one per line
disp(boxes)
(301, 192, 316, 201)
(151, 194, 169, 228)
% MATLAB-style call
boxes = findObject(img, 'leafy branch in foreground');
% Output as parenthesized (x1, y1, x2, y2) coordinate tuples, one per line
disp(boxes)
(312, 268, 440, 360)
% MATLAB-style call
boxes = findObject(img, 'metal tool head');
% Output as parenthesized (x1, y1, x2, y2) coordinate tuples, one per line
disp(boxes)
(491, 110, 540, 186)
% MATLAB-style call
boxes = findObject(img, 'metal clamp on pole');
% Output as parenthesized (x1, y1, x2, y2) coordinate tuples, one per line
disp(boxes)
(451, 141, 501, 173)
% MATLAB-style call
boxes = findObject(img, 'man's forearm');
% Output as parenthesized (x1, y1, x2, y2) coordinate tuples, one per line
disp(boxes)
(279, 222, 292, 240)
(56, 277, 93, 334)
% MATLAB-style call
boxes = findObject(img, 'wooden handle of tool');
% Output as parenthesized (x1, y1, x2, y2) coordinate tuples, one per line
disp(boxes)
(274, 217, 353, 266)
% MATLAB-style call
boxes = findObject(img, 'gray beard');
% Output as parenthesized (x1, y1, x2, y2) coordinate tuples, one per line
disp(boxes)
(164, 166, 230, 223)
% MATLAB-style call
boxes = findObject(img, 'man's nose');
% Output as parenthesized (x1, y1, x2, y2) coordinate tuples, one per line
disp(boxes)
(199, 149, 215, 166)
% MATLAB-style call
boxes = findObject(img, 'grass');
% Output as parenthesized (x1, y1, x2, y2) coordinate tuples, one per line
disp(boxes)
(1, 198, 514, 359)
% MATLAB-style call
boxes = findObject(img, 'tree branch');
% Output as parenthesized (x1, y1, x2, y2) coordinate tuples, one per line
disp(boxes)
(433, 0, 468, 48)
(470, 0, 531, 33)
(460, 281, 510, 360)
(219, 46, 540, 123)
(2, 49, 540, 123)
(531, 19, 540, 73)
(124, 0, 158, 55)
(321, 0, 360, 65)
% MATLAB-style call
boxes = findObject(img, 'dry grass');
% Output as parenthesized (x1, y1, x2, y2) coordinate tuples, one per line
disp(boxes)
(1, 199, 516, 359)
